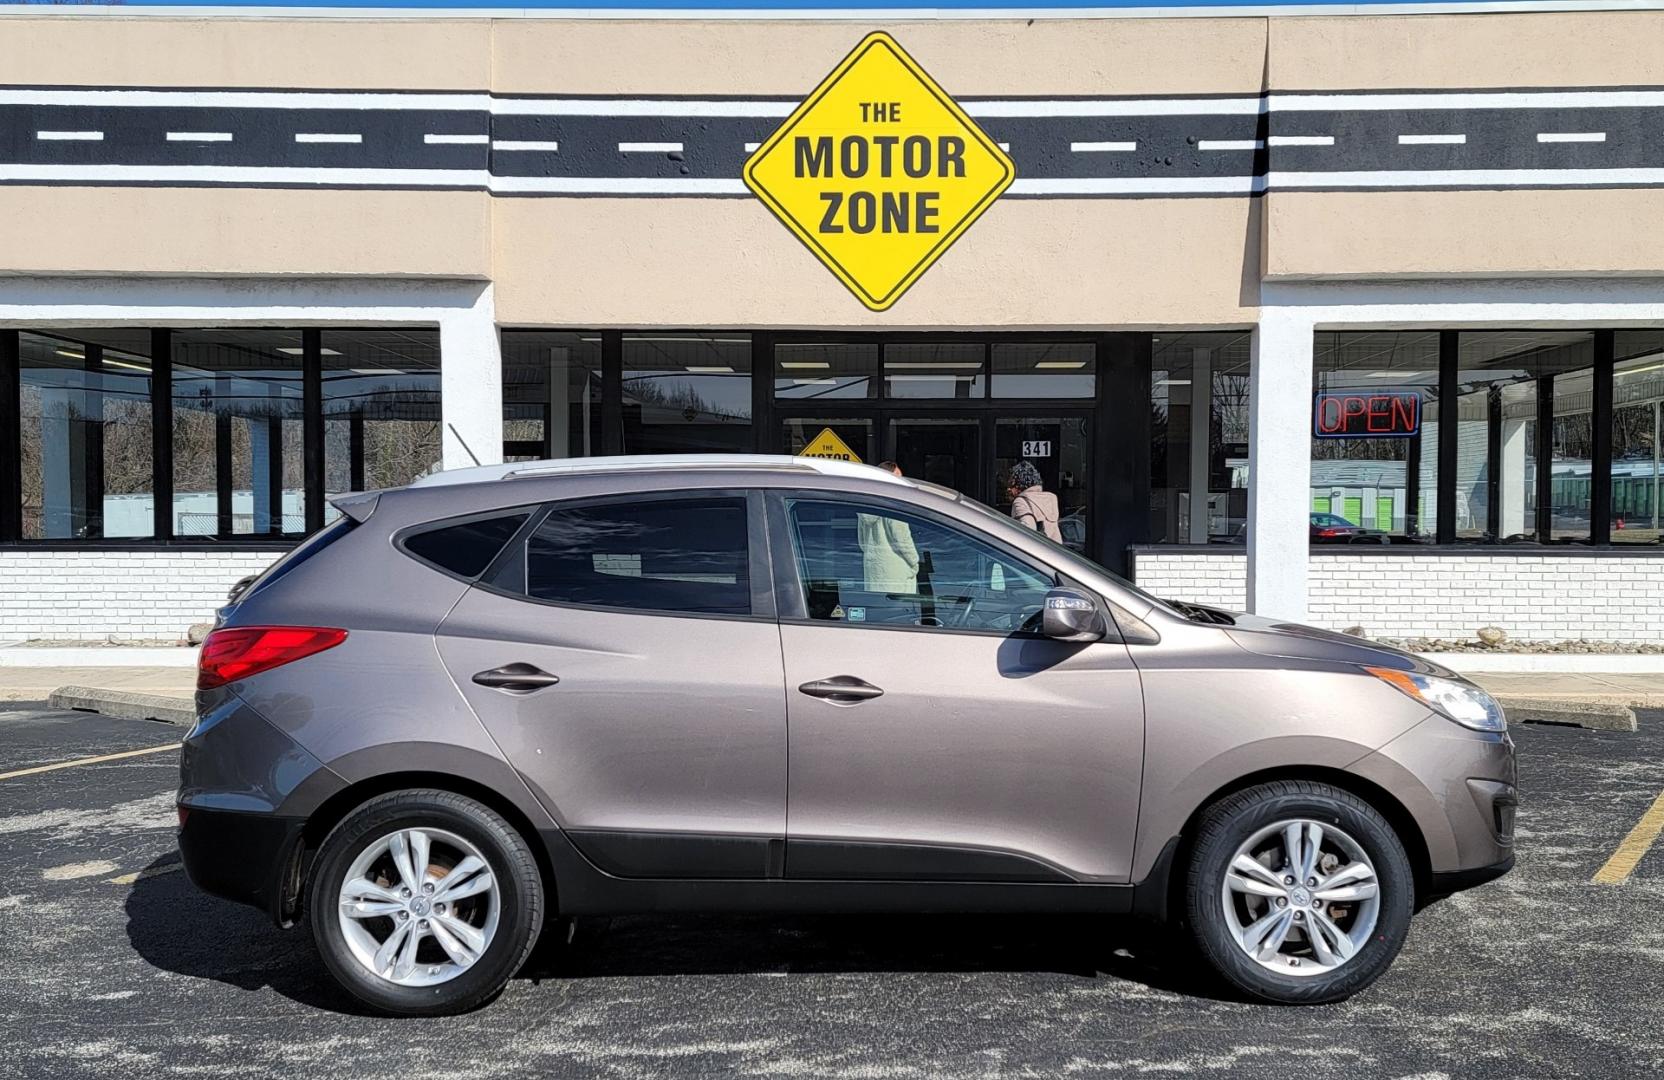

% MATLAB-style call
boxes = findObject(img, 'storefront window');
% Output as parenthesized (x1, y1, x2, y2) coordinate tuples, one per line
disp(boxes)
(622, 334, 752, 454)
(18, 330, 154, 539)
(502, 332, 603, 461)
(1150, 332, 1251, 543)
(1457, 332, 1595, 542)
(884, 343, 986, 400)
(775, 342, 877, 400)
(990, 343, 1096, 399)
(1311, 332, 1440, 540)
(1613, 332, 1664, 544)
(322, 330, 442, 495)
(172, 330, 305, 538)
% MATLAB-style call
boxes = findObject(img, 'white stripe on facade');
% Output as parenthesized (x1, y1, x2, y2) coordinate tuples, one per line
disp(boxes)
(618, 141, 684, 153)
(491, 140, 561, 151)
(1197, 139, 1264, 151)
(1267, 135, 1335, 147)
(0, 163, 484, 187)
(425, 133, 490, 145)
(1537, 132, 1608, 143)
(166, 132, 234, 142)
(1398, 133, 1467, 145)
(1271, 166, 1664, 187)
(1070, 141, 1137, 152)
(1276, 89, 1664, 111)
(35, 131, 103, 141)
(294, 133, 363, 144)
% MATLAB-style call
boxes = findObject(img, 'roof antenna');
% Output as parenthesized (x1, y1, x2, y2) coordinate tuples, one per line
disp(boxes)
(446, 423, 482, 467)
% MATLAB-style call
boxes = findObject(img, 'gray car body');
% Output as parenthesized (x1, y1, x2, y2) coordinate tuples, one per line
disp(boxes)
(178, 457, 1515, 925)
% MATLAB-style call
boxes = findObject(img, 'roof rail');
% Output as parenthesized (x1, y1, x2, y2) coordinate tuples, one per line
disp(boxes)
(406, 453, 909, 489)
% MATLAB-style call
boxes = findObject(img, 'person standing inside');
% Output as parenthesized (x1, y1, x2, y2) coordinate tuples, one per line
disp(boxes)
(1007, 460, 1063, 543)
(859, 461, 919, 593)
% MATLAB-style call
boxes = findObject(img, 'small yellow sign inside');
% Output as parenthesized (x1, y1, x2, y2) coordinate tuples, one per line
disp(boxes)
(744, 32, 1016, 312)
(797, 427, 863, 463)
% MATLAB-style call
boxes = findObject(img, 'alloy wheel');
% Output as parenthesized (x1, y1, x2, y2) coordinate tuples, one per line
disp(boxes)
(1218, 818, 1381, 977)
(335, 827, 501, 987)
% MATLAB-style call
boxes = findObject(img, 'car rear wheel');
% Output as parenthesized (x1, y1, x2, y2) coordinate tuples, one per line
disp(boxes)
(1183, 780, 1414, 1004)
(307, 789, 544, 1016)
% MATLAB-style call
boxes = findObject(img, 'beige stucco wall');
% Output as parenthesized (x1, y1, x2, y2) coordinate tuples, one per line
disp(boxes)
(5, 12, 1664, 306)
(1268, 11, 1664, 90)
(1263, 188, 1664, 281)
(0, 188, 491, 280)
(0, 16, 491, 90)
(492, 196, 1260, 328)
(492, 17, 1267, 96)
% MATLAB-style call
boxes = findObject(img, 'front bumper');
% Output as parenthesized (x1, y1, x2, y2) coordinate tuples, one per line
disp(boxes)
(1349, 714, 1517, 886)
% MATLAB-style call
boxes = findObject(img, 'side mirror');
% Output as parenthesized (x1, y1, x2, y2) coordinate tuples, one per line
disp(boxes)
(1041, 587, 1107, 643)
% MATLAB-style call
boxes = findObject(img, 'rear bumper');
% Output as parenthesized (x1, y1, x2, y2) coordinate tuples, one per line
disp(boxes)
(177, 805, 306, 921)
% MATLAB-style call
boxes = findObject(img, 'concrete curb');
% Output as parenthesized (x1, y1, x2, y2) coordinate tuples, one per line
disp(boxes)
(1491, 694, 1638, 732)
(48, 686, 194, 727)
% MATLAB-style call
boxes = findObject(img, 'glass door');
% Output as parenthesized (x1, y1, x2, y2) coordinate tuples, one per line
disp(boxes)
(994, 416, 1092, 553)
(886, 417, 981, 498)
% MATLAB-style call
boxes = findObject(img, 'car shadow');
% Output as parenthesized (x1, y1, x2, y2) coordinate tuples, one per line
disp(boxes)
(126, 854, 1236, 1014)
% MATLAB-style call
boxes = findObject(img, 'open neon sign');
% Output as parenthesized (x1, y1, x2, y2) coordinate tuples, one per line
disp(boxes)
(1313, 391, 1421, 438)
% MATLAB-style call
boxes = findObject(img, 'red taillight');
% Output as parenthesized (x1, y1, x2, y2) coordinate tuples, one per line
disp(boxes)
(197, 626, 347, 689)
(1315, 528, 1345, 538)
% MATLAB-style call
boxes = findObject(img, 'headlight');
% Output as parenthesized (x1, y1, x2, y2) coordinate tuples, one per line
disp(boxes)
(1365, 667, 1507, 733)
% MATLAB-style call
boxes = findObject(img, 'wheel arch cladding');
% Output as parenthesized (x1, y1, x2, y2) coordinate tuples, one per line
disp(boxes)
(297, 771, 557, 920)
(1165, 766, 1432, 915)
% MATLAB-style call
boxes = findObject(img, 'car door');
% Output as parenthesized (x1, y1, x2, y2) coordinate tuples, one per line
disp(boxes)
(436, 489, 787, 879)
(772, 491, 1145, 883)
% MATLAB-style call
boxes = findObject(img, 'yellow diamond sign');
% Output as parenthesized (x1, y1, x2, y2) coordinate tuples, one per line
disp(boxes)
(744, 32, 1016, 312)
(797, 426, 863, 463)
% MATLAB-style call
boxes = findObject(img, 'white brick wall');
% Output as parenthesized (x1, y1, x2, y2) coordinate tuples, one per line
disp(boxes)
(0, 551, 281, 641)
(1132, 551, 1664, 642)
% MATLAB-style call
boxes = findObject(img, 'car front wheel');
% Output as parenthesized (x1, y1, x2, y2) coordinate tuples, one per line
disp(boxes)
(1184, 780, 1414, 1004)
(307, 789, 545, 1016)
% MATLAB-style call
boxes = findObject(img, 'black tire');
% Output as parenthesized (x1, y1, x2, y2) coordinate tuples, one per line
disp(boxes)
(307, 789, 545, 1016)
(1183, 780, 1414, 1005)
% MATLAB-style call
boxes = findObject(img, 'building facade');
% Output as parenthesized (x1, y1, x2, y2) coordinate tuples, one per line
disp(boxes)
(3, 4, 1664, 641)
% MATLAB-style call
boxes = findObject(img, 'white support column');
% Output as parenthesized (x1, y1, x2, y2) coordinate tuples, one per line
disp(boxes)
(438, 284, 503, 470)
(1247, 311, 1315, 622)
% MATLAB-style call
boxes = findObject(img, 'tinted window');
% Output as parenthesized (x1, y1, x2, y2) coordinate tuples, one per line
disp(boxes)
(404, 514, 529, 578)
(787, 499, 1054, 634)
(524, 498, 751, 616)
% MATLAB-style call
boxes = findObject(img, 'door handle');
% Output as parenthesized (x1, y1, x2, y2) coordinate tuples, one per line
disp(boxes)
(798, 675, 884, 705)
(472, 663, 561, 693)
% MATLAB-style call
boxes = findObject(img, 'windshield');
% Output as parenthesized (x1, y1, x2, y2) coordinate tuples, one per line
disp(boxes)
(912, 480, 1178, 615)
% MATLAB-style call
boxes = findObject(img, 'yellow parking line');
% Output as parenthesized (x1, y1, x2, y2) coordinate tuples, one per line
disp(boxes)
(1593, 787, 1664, 885)
(0, 742, 180, 782)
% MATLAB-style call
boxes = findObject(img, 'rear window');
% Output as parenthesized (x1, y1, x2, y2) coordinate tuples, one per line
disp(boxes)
(402, 513, 530, 579)
(522, 497, 751, 616)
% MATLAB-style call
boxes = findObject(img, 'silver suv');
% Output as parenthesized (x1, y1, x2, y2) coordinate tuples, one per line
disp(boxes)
(178, 455, 1516, 1015)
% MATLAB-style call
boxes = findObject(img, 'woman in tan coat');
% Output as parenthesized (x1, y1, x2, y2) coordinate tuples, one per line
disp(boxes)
(1006, 460, 1063, 543)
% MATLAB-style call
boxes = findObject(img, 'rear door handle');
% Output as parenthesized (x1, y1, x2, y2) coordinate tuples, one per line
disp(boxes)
(472, 663, 561, 693)
(798, 675, 884, 705)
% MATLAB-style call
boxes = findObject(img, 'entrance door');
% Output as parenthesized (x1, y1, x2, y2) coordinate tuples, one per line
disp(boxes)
(887, 416, 981, 499)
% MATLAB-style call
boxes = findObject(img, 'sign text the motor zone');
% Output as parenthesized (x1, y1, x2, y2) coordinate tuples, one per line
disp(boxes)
(795, 128, 966, 235)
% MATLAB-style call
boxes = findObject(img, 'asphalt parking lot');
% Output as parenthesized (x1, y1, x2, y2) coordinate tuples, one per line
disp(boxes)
(4, 705, 1664, 1079)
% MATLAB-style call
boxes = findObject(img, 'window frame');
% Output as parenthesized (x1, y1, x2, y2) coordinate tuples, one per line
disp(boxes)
(477, 488, 775, 623)
(764, 488, 1078, 641)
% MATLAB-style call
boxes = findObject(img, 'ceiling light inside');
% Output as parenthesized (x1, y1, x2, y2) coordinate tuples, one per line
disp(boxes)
(779, 361, 831, 370)
(1034, 361, 1087, 370)
(276, 347, 343, 356)
(685, 366, 735, 373)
